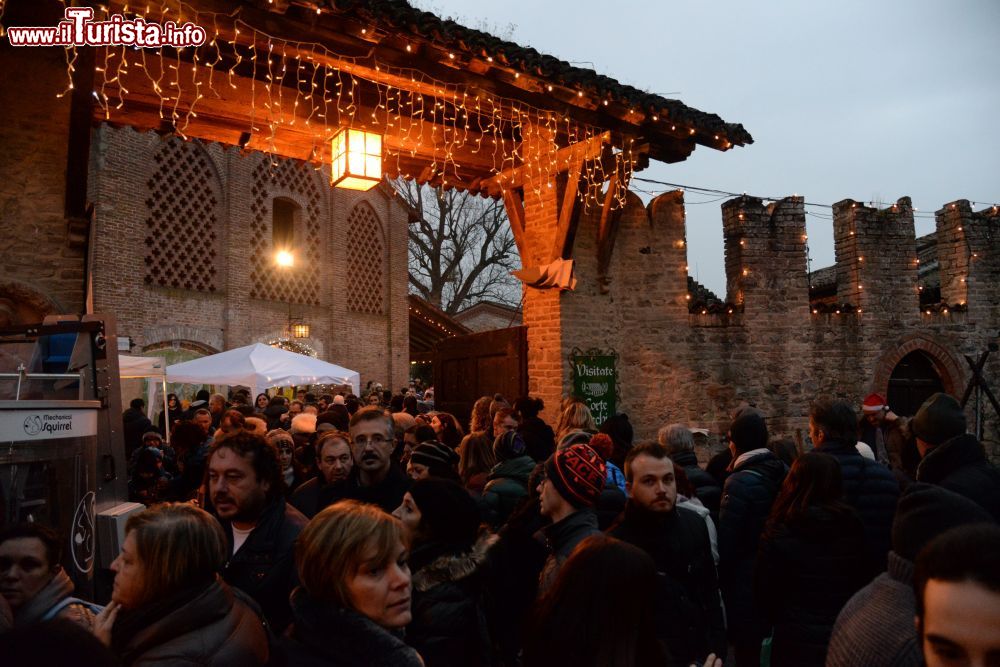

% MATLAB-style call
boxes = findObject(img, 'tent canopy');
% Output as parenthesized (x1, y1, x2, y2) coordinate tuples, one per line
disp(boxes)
(165, 343, 360, 396)
(118, 354, 167, 379)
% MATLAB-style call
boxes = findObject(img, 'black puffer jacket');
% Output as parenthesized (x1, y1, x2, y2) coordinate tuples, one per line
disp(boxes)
(283, 589, 422, 667)
(718, 450, 787, 643)
(610, 502, 727, 667)
(111, 579, 268, 666)
(754, 505, 869, 666)
(480, 455, 536, 528)
(916, 433, 1000, 521)
(219, 497, 307, 633)
(406, 536, 494, 667)
(816, 439, 899, 576)
(671, 450, 722, 522)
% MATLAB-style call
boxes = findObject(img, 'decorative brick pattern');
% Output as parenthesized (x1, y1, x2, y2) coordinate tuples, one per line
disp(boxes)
(143, 138, 221, 292)
(346, 202, 386, 314)
(248, 159, 323, 305)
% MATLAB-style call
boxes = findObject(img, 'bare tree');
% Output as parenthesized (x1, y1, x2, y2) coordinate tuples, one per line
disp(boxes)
(394, 178, 521, 314)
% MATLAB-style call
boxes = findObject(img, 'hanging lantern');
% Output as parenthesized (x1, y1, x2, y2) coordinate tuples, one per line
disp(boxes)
(330, 128, 382, 191)
(292, 322, 310, 339)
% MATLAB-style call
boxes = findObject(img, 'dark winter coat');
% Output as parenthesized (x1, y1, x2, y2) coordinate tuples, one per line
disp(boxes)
(406, 536, 495, 667)
(717, 449, 787, 643)
(480, 455, 536, 528)
(122, 407, 153, 459)
(671, 450, 722, 521)
(826, 552, 921, 667)
(916, 433, 1000, 521)
(595, 481, 627, 531)
(518, 417, 555, 462)
(754, 505, 869, 666)
(219, 497, 307, 633)
(282, 589, 422, 667)
(324, 463, 412, 514)
(482, 499, 549, 667)
(289, 476, 327, 518)
(816, 438, 900, 576)
(610, 502, 727, 666)
(111, 579, 268, 666)
(858, 415, 909, 472)
(538, 508, 601, 593)
(157, 406, 184, 437)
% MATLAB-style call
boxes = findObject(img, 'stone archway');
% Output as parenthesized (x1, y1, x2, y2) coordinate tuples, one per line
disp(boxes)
(871, 334, 965, 409)
(0, 280, 65, 327)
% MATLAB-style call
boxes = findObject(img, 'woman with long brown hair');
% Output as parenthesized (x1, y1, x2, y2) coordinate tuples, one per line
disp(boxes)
(753, 452, 868, 666)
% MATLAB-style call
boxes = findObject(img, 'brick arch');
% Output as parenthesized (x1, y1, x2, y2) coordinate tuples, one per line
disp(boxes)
(0, 279, 65, 326)
(142, 339, 220, 357)
(871, 333, 965, 398)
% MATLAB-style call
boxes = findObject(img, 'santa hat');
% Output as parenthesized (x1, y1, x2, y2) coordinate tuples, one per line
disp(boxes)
(862, 393, 886, 414)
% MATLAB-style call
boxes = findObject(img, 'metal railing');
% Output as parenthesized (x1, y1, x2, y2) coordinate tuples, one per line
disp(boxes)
(0, 364, 87, 400)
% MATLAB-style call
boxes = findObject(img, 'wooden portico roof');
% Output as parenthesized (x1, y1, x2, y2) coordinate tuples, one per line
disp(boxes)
(88, 0, 751, 196)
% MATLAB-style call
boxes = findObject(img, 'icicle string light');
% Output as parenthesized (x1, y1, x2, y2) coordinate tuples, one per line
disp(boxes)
(77, 0, 635, 209)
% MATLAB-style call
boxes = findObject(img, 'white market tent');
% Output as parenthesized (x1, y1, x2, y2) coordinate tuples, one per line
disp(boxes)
(165, 343, 361, 397)
(118, 354, 170, 443)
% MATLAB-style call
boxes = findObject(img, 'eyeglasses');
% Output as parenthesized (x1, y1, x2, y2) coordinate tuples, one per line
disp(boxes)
(353, 435, 390, 447)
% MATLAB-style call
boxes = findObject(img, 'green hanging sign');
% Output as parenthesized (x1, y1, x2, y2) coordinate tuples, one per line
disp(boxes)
(570, 348, 618, 427)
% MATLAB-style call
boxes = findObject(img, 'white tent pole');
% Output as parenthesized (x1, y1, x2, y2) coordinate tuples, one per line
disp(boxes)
(162, 377, 170, 445)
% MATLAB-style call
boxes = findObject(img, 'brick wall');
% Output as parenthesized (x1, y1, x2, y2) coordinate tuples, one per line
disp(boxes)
(90, 125, 409, 392)
(0, 45, 84, 316)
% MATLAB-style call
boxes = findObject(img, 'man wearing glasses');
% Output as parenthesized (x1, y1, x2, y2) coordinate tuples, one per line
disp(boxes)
(326, 406, 412, 513)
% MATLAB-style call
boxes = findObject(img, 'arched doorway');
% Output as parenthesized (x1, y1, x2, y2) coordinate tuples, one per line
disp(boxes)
(887, 351, 945, 417)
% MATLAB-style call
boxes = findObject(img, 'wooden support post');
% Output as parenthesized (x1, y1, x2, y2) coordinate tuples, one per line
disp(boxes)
(597, 171, 625, 292)
(550, 158, 587, 262)
(502, 187, 527, 259)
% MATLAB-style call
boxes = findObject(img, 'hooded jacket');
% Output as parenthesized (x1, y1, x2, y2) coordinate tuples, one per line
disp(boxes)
(480, 455, 536, 528)
(717, 449, 787, 643)
(111, 579, 268, 666)
(537, 508, 600, 594)
(406, 535, 495, 667)
(915, 433, 1000, 521)
(282, 589, 423, 667)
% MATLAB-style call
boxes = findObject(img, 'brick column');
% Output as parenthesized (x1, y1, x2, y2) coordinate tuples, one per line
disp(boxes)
(936, 200, 1000, 322)
(832, 197, 918, 320)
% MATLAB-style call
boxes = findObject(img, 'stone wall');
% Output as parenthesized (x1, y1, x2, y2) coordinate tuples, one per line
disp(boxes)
(523, 186, 1000, 458)
(88, 124, 409, 391)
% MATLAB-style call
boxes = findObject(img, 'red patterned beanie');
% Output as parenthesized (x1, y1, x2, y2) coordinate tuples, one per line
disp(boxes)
(545, 443, 606, 508)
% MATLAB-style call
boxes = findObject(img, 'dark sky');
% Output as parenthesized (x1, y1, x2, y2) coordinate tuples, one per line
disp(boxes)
(419, 0, 1000, 296)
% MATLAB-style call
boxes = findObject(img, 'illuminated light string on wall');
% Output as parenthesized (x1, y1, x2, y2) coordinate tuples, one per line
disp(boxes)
(632, 176, 998, 316)
(40, 0, 657, 209)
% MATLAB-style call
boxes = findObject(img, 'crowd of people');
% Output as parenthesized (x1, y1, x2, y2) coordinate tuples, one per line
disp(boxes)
(2, 384, 999, 667)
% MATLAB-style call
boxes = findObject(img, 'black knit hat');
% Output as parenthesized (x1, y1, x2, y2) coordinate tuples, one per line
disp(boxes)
(910, 393, 966, 446)
(729, 412, 768, 454)
(892, 483, 992, 562)
(408, 479, 480, 550)
(545, 444, 606, 509)
(410, 441, 459, 470)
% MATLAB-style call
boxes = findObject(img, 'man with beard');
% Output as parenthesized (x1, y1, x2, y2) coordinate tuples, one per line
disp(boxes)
(610, 441, 727, 666)
(326, 407, 411, 513)
(290, 431, 355, 518)
(207, 430, 306, 632)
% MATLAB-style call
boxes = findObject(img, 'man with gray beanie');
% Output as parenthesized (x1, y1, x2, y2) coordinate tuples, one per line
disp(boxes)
(912, 392, 1000, 521)
(826, 484, 994, 667)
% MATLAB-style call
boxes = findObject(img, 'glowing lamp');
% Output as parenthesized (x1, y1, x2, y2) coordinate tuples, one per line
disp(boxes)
(331, 128, 382, 191)
(275, 250, 294, 267)
(292, 323, 310, 339)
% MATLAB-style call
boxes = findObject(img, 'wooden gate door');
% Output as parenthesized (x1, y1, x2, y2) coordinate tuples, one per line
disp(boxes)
(433, 326, 528, 425)
(887, 350, 945, 417)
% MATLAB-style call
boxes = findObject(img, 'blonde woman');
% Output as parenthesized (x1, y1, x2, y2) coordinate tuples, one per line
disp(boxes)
(284, 500, 423, 666)
(93, 503, 268, 665)
(555, 400, 598, 441)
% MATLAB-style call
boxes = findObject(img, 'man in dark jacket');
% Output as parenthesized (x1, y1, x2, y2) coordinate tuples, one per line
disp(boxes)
(611, 441, 727, 666)
(911, 392, 1000, 521)
(659, 423, 722, 522)
(324, 407, 411, 514)
(536, 443, 605, 594)
(122, 398, 153, 461)
(811, 398, 900, 576)
(718, 410, 787, 667)
(480, 431, 537, 529)
(827, 484, 993, 667)
(207, 430, 307, 632)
